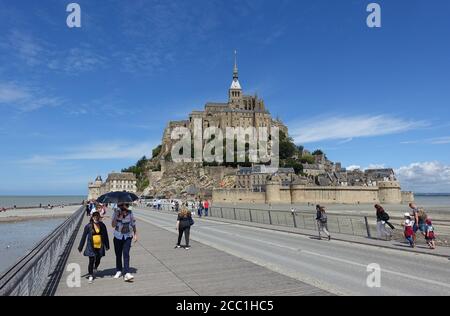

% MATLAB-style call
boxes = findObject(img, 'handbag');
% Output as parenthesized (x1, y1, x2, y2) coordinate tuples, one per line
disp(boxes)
(189, 217, 195, 226)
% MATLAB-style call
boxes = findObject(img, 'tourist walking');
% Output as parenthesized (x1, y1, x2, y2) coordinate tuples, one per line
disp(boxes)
(99, 204, 106, 219)
(375, 204, 393, 240)
(315, 205, 321, 220)
(175, 208, 194, 250)
(403, 213, 415, 248)
(425, 218, 436, 249)
(197, 200, 203, 218)
(157, 198, 161, 210)
(112, 202, 138, 282)
(203, 200, 209, 217)
(409, 203, 427, 242)
(78, 212, 110, 284)
(85, 203, 91, 217)
(316, 205, 331, 241)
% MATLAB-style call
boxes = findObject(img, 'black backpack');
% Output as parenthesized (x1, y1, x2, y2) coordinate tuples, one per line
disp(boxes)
(380, 212, 390, 222)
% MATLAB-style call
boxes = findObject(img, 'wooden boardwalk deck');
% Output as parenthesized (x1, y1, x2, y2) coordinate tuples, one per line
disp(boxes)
(55, 216, 329, 296)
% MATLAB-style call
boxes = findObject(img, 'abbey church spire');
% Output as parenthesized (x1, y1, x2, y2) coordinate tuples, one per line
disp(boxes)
(233, 50, 239, 80)
(229, 50, 242, 106)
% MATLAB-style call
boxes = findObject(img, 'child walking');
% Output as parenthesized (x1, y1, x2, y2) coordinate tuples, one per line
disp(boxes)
(403, 213, 415, 248)
(425, 219, 436, 249)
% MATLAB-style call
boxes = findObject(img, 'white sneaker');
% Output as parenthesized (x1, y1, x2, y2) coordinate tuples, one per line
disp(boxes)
(124, 273, 134, 282)
(88, 276, 94, 284)
(113, 271, 122, 279)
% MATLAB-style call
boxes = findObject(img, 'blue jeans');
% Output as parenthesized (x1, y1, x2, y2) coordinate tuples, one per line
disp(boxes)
(405, 236, 414, 247)
(204, 208, 209, 217)
(114, 237, 132, 274)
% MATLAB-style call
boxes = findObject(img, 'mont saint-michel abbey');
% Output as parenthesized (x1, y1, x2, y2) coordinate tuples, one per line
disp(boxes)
(161, 54, 288, 153)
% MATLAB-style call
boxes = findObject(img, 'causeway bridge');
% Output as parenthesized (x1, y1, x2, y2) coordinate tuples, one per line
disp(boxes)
(1, 205, 449, 296)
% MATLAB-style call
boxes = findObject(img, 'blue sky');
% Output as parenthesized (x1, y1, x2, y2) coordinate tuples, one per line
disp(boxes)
(0, 0, 449, 194)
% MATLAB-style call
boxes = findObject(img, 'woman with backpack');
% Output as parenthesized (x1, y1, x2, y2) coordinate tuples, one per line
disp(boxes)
(375, 204, 393, 240)
(316, 205, 331, 241)
(112, 202, 138, 282)
(175, 208, 194, 250)
(78, 212, 110, 284)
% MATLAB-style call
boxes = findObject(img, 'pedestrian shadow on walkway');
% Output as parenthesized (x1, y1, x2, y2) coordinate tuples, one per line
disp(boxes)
(81, 268, 138, 279)
(393, 243, 415, 248)
(308, 236, 322, 241)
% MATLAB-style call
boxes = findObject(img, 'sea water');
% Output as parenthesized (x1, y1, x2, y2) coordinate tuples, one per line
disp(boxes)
(0, 217, 65, 274)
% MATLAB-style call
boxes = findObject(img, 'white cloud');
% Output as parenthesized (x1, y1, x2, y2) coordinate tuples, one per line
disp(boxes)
(19, 140, 156, 165)
(290, 115, 427, 144)
(0, 82, 63, 111)
(4, 29, 46, 66)
(430, 137, 450, 145)
(396, 162, 450, 193)
(2, 30, 106, 74)
(346, 164, 386, 171)
(401, 136, 450, 145)
(48, 46, 107, 73)
(0, 83, 29, 103)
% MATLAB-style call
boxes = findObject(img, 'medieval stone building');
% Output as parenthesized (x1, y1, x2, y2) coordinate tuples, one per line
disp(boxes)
(88, 172, 137, 200)
(160, 53, 288, 157)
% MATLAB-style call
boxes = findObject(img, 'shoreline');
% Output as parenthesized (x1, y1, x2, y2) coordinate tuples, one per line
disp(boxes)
(0, 205, 82, 223)
(0, 203, 82, 211)
(0, 214, 73, 223)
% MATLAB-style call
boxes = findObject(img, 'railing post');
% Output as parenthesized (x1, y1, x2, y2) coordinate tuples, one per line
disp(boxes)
(249, 209, 253, 222)
(337, 217, 341, 233)
(292, 211, 297, 228)
(233, 208, 237, 220)
(220, 207, 224, 218)
(268, 210, 272, 225)
(350, 218, 355, 236)
(364, 216, 371, 238)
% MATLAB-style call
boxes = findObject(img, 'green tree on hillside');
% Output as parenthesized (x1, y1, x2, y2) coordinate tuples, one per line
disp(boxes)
(312, 149, 324, 156)
(122, 156, 150, 192)
(279, 131, 297, 160)
(300, 154, 315, 164)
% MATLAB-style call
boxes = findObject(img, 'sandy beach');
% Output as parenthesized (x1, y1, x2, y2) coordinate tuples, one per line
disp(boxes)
(0, 205, 82, 223)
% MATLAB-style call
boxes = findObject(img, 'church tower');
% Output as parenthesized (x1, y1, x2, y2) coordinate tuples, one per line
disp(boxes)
(228, 51, 243, 108)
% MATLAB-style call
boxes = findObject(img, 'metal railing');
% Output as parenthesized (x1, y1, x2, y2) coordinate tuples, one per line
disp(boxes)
(210, 206, 373, 238)
(0, 206, 84, 296)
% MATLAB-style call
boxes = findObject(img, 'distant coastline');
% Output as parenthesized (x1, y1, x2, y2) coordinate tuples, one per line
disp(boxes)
(0, 196, 86, 209)
(415, 193, 450, 196)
